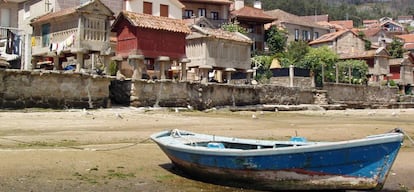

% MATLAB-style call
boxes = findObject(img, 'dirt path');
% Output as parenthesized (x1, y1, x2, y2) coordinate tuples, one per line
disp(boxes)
(0, 107, 413, 191)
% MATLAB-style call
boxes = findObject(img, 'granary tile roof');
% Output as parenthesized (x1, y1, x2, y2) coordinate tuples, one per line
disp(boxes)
(31, 8, 77, 24)
(231, 6, 274, 22)
(116, 11, 191, 34)
(188, 25, 252, 43)
(31, 0, 114, 24)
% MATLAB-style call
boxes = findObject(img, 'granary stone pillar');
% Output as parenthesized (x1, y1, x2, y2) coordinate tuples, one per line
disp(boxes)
(71, 48, 88, 72)
(246, 69, 255, 84)
(128, 54, 145, 80)
(179, 58, 191, 81)
(199, 65, 212, 84)
(157, 56, 170, 80)
(52, 55, 59, 70)
(225, 68, 236, 84)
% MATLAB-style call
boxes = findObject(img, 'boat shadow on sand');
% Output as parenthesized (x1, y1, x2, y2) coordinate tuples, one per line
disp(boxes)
(159, 163, 351, 192)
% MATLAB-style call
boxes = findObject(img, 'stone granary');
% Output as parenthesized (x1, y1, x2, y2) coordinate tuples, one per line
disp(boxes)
(111, 11, 191, 80)
(186, 25, 253, 83)
(30, 0, 115, 72)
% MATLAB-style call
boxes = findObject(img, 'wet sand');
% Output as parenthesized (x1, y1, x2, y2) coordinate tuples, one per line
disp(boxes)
(0, 107, 413, 191)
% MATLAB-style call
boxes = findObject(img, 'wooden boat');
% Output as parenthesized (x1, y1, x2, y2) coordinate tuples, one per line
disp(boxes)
(151, 129, 404, 191)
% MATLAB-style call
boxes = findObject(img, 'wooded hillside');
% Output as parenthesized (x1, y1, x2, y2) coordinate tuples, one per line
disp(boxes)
(245, 0, 414, 26)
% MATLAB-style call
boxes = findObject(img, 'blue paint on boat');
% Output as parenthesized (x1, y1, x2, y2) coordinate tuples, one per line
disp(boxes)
(151, 129, 404, 190)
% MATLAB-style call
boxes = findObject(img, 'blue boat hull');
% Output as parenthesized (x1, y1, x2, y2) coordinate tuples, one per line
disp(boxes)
(152, 130, 404, 190)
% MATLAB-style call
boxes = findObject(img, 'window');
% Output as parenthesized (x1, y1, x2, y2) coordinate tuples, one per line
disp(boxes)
(0, 8, 10, 27)
(143, 2, 152, 15)
(24, 2, 30, 19)
(294, 29, 299, 41)
(314, 32, 319, 40)
(41, 23, 51, 48)
(211, 12, 219, 20)
(160, 4, 168, 17)
(198, 8, 206, 17)
(184, 10, 193, 19)
(302, 30, 309, 40)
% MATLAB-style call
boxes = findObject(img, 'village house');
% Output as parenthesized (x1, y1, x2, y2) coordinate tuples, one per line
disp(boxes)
(124, 0, 184, 19)
(0, 0, 24, 68)
(111, 11, 190, 80)
(360, 27, 392, 48)
(30, 0, 115, 72)
(185, 25, 253, 83)
(309, 30, 391, 86)
(265, 9, 330, 45)
(231, 0, 274, 53)
(179, 0, 232, 28)
(397, 15, 414, 25)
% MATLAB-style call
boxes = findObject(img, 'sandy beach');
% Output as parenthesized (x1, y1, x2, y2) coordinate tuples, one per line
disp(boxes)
(0, 107, 413, 191)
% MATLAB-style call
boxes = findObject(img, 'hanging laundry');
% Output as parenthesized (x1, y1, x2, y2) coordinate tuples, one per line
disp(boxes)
(6, 29, 15, 54)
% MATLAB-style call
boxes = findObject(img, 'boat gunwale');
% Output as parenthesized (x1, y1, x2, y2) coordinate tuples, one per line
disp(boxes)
(150, 130, 404, 156)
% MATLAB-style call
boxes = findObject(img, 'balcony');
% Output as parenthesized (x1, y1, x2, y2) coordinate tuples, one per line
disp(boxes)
(32, 27, 109, 56)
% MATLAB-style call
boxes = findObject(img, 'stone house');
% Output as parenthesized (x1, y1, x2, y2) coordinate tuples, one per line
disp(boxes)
(185, 25, 252, 83)
(179, 0, 232, 28)
(30, 0, 115, 72)
(231, 0, 274, 53)
(111, 11, 190, 80)
(265, 9, 329, 45)
(310, 30, 391, 86)
(360, 27, 392, 47)
(124, 0, 184, 19)
(309, 30, 366, 58)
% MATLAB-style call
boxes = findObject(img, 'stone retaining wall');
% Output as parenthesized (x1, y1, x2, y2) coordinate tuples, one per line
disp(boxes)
(323, 83, 399, 108)
(0, 70, 111, 109)
(117, 80, 314, 110)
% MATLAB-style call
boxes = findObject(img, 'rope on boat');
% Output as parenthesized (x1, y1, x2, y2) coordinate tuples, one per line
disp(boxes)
(391, 128, 414, 146)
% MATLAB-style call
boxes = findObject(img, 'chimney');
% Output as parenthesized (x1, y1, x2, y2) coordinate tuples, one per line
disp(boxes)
(253, 1, 262, 9)
(234, 0, 244, 11)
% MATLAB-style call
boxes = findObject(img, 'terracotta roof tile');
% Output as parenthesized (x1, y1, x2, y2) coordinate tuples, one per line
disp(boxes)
(180, 0, 232, 4)
(361, 27, 381, 37)
(119, 11, 191, 34)
(31, 8, 76, 24)
(309, 30, 348, 45)
(265, 9, 327, 29)
(404, 43, 414, 50)
(300, 14, 329, 22)
(231, 6, 274, 21)
(395, 34, 414, 43)
(329, 20, 353, 29)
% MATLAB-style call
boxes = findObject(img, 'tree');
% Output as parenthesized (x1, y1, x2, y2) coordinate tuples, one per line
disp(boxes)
(388, 39, 405, 58)
(280, 40, 310, 67)
(299, 46, 339, 86)
(265, 26, 287, 54)
(251, 55, 274, 83)
(220, 20, 247, 34)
